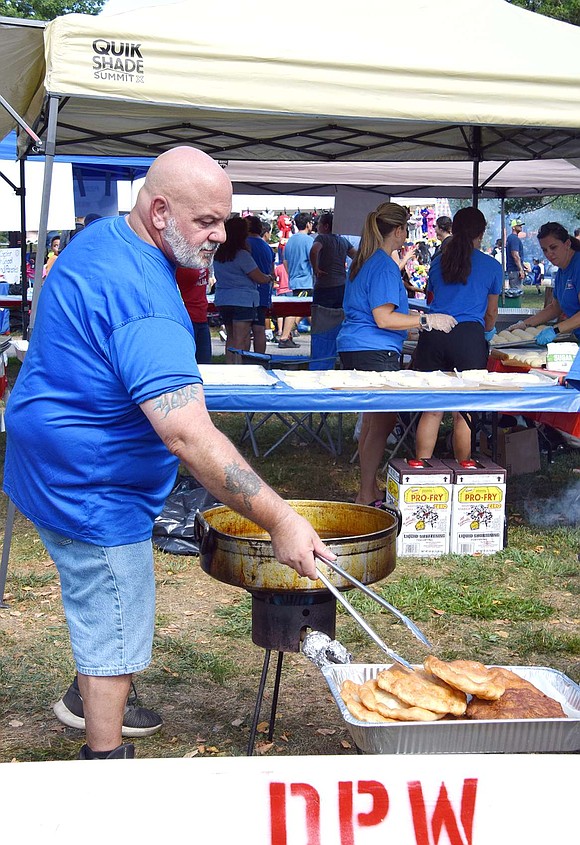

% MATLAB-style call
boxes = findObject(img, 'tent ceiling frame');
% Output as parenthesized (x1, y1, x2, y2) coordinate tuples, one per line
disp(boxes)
(28, 95, 580, 163)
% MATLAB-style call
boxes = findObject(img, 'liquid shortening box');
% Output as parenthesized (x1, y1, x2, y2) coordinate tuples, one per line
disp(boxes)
(445, 456, 507, 555)
(386, 458, 453, 557)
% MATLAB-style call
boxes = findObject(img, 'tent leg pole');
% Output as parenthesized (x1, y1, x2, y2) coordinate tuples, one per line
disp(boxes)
(0, 499, 16, 607)
(29, 94, 60, 334)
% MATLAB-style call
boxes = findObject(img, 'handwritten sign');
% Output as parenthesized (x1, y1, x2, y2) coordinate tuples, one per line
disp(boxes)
(0, 248, 20, 285)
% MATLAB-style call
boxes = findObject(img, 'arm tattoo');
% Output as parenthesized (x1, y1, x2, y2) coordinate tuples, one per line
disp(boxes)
(224, 461, 262, 510)
(152, 384, 202, 418)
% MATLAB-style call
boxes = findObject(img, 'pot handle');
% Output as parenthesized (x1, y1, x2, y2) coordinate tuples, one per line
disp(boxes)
(193, 510, 214, 555)
(382, 503, 402, 536)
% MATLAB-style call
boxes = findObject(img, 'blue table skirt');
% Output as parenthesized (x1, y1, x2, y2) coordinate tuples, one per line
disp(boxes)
(204, 383, 580, 415)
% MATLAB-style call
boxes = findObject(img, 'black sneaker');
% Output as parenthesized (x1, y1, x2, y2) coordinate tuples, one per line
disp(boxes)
(79, 743, 135, 759)
(54, 675, 163, 737)
(278, 338, 300, 348)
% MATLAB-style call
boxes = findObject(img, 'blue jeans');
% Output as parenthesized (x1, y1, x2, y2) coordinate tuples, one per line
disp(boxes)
(36, 527, 155, 676)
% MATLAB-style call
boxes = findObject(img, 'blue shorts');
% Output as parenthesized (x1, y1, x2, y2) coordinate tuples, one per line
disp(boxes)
(218, 305, 257, 323)
(36, 526, 155, 676)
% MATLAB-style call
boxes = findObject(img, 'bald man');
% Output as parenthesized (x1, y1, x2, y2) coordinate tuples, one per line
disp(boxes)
(4, 147, 330, 760)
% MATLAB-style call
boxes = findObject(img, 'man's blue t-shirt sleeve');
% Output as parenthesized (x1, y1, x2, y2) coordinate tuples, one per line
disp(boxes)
(106, 316, 202, 405)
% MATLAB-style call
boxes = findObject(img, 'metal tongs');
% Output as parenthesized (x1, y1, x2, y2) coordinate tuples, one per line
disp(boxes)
(315, 554, 431, 670)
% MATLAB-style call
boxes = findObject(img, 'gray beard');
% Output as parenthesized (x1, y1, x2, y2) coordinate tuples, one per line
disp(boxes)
(164, 218, 215, 269)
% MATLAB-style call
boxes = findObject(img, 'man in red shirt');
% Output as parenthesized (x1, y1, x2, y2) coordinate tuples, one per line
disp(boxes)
(175, 267, 212, 364)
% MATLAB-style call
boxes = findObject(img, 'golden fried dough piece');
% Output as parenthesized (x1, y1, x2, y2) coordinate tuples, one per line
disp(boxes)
(340, 679, 362, 700)
(359, 679, 445, 722)
(377, 665, 467, 716)
(490, 667, 539, 692)
(424, 655, 505, 700)
(340, 679, 396, 723)
(467, 687, 566, 720)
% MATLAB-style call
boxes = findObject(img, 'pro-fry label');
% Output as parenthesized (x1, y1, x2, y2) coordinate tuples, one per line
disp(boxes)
(404, 486, 449, 504)
(457, 486, 504, 504)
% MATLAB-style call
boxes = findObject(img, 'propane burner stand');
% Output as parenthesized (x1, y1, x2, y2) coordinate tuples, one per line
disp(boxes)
(247, 590, 337, 756)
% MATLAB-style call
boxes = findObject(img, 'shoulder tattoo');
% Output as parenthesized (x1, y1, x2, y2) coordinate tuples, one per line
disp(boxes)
(224, 461, 262, 510)
(152, 384, 202, 418)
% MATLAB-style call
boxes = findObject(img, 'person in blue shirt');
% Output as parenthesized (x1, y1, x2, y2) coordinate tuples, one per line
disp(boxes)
(414, 206, 502, 462)
(530, 258, 544, 294)
(505, 218, 526, 293)
(3, 147, 331, 760)
(246, 215, 275, 353)
(509, 222, 580, 344)
(213, 215, 272, 363)
(337, 202, 456, 507)
(279, 213, 314, 347)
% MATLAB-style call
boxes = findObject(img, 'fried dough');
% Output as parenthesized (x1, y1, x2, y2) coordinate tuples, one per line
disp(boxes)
(340, 679, 397, 723)
(424, 655, 505, 700)
(489, 667, 539, 692)
(466, 686, 566, 720)
(358, 678, 445, 722)
(377, 665, 467, 716)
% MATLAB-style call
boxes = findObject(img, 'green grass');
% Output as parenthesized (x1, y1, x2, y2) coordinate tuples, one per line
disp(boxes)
(149, 635, 238, 686)
(214, 595, 253, 638)
(348, 575, 554, 622)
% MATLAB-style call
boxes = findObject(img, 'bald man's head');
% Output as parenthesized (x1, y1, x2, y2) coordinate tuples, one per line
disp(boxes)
(128, 146, 232, 268)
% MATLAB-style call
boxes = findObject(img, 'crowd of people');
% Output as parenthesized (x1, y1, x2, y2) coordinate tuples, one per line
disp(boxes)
(5, 144, 579, 761)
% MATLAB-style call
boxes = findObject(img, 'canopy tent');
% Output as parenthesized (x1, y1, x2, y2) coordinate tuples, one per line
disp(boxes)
(4, 0, 580, 163)
(3, 0, 580, 326)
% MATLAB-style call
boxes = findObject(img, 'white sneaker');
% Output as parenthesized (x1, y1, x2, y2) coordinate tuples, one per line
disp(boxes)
(219, 330, 227, 342)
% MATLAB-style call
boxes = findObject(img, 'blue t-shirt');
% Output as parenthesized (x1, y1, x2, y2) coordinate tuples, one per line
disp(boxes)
(248, 235, 274, 308)
(213, 249, 259, 307)
(427, 249, 502, 325)
(3, 216, 202, 546)
(337, 249, 408, 354)
(284, 232, 314, 291)
(555, 250, 580, 339)
(506, 232, 524, 272)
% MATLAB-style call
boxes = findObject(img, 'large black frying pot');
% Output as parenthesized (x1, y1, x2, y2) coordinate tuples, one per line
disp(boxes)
(194, 500, 401, 593)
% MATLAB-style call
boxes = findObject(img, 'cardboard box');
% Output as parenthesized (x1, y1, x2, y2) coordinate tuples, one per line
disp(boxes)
(479, 425, 540, 477)
(445, 456, 507, 555)
(386, 458, 453, 557)
(546, 341, 578, 373)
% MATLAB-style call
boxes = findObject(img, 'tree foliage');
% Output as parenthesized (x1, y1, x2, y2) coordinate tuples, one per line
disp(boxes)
(0, 0, 104, 20)
(507, 0, 580, 26)
(506, 195, 580, 219)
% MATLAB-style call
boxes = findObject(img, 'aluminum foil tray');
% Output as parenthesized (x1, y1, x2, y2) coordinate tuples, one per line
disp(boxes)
(322, 664, 580, 754)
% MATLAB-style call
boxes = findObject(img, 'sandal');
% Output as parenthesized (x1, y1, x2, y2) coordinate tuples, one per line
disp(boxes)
(367, 499, 386, 509)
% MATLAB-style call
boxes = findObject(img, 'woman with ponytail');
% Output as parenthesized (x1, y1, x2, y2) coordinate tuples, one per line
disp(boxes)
(337, 202, 456, 507)
(414, 206, 502, 462)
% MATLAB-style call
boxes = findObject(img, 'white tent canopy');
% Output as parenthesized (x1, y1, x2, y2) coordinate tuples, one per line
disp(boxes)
(3, 0, 580, 326)
(224, 158, 580, 199)
(2, 0, 580, 162)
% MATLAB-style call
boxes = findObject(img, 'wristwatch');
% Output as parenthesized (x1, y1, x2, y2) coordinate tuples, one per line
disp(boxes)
(553, 325, 560, 335)
(419, 314, 430, 331)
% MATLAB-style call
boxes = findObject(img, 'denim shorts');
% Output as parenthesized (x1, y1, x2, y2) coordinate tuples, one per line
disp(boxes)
(36, 526, 155, 676)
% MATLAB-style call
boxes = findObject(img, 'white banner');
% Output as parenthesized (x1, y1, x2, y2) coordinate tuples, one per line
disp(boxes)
(0, 754, 575, 843)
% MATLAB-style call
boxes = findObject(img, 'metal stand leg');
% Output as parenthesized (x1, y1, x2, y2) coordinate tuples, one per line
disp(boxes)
(247, 648, 272, 756)
(0, 498, 16, 608)
(247, 649, 285, 754)
(267, 651, 284, 742)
